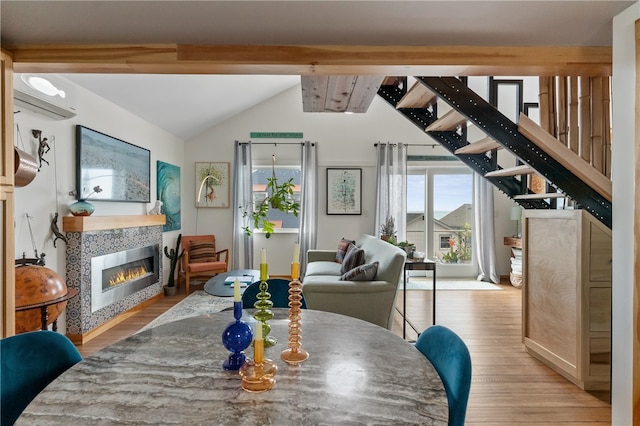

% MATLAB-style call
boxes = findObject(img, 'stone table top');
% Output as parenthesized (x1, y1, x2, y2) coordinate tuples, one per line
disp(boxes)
(19, 309, 448, 425)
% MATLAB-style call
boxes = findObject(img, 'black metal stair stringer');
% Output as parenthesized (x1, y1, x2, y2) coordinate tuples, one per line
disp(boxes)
(377, 82, 551, 210)
(376, 80, 436, 131)
(417, 76, 612, 229)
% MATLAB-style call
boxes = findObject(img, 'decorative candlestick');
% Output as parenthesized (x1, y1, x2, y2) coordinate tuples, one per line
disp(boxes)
(239, 323, 277, 392)
(281, 256, 309, 365)
(253, 248, 276, 347)
(221, 298, 253, 370)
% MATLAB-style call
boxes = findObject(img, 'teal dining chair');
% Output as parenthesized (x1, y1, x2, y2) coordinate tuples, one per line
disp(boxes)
(415, 325, 472, 426)
(1, 330, 83, 426)
(242, 278, 307, 309)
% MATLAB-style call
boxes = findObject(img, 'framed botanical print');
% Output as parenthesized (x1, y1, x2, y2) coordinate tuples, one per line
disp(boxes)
(326, 168, 362, 215)
(195, 162, 230, 208)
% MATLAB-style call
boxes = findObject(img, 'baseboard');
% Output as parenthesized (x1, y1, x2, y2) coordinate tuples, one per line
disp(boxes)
(67, 293, 163, 345)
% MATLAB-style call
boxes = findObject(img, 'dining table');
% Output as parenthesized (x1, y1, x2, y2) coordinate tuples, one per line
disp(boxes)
(18, 308, 448, 425)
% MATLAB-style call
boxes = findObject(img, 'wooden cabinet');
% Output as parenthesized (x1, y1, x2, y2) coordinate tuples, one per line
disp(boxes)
(522, 210, 611, 390)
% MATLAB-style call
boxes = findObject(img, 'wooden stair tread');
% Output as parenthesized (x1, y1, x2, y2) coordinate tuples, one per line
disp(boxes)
(426, 109, 467, 132)
(396, 82, 437, 109)
(455, 137, 501, 154)
(513, 193, 565, 200)
(485, 164, 536, 177)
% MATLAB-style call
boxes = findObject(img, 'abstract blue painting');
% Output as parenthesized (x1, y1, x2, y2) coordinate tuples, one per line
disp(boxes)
(157, 161, 181, 232)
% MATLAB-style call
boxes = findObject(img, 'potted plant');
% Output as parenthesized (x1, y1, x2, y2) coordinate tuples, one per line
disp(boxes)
(379, 215, 397, 244)
(397, 240, 416, 258)
(163, 233, 184, 296)
(241, 159, 300, 238)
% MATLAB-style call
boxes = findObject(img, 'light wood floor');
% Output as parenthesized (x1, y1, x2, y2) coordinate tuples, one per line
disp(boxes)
(76, 283, 611, 425)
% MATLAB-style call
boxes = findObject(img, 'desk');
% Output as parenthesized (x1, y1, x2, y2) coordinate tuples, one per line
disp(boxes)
(401, 259, 437, 339)
(203, 269, 260, 297)
(19, 309, 448, 425)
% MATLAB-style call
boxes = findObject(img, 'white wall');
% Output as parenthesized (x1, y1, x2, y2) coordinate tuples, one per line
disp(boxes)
(14, 76, 184, 331)
(186, 82, 515, 276)
(611, 3, 639, 424)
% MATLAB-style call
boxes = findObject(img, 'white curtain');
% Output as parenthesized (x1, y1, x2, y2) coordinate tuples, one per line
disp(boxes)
(473, 173, 500, 283)
(299, 141, 318, 276)
(232, 141, 253, 270)
(375, 143, 407, 242)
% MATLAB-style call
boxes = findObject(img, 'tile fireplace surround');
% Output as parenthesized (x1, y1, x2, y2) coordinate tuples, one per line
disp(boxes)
(63, 215, 166, 344)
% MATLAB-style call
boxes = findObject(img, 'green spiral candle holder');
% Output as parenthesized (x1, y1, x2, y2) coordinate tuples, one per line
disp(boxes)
(254, 263, 277, 347)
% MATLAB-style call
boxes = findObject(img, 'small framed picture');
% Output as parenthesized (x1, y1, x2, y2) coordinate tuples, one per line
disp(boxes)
(195, 162, 230, 208)
(326, 168, 362, 215)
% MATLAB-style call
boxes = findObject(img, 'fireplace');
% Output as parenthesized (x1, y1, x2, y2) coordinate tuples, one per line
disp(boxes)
(63, 215, 165, 343)
(91, 245, 160, 313)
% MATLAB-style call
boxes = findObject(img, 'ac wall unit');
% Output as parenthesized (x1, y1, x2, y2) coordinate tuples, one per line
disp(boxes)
(13, 74, 78, 120)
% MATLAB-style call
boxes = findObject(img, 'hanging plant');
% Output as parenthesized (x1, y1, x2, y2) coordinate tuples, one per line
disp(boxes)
(241, 155, 300, 238)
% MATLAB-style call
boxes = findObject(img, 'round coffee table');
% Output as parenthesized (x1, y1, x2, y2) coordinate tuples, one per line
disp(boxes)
(203, 269, 260, 297)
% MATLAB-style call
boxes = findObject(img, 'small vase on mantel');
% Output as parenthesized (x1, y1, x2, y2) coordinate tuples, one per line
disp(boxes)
(69, 199, 95, 216)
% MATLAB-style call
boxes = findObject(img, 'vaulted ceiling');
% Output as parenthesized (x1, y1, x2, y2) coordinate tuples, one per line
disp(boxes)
(2, 0, 634, 139)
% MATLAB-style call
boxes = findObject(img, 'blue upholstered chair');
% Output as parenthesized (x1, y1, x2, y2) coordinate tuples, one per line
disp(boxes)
(415, 325, 472, 426)
(1, 330, 82, 425)
(242, 278, 307, 309)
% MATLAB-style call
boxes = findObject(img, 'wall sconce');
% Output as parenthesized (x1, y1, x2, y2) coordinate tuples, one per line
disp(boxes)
(197, 175, 216, 204)
(195, 175, 216, 234)
(510, 206, 522, 237)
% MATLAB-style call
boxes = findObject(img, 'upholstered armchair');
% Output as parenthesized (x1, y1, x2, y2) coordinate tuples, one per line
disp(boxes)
(180, 235, 229, 294)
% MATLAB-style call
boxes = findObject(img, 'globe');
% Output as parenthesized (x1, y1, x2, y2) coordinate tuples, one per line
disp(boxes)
(15, 265, 69, 333)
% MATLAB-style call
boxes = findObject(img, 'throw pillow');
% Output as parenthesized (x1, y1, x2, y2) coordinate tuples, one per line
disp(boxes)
(340, 243, 365, 274)
(335, 237, 355, 264)
(340, 261, 379, 281)
(189, 241, 217, 262)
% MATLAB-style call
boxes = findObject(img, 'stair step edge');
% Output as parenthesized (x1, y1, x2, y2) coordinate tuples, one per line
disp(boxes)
(455, 137, 501, 154)
(425, 109, 467, 132)
(513, 193, 565, 200)
(485, 165, 536, 177)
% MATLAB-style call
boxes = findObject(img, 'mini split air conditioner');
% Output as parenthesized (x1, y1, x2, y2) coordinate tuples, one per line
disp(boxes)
(13, 74, 78, 120)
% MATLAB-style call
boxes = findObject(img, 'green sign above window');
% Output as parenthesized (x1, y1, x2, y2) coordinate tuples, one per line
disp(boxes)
(250, 132, 303, 139)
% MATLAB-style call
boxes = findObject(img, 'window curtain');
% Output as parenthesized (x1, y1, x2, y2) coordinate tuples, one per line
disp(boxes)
(375, 143, 407, 242)
(473, 173, 499, 283)
(299, 141, 318, 276)
(232, 141, 253, 270)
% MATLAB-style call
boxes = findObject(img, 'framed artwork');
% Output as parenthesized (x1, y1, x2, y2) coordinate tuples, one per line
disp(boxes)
(157, 161, 181, 232)
(76, 125, 150, 202)
(195, 162, 230, 208)
(326, 168, 362, 215)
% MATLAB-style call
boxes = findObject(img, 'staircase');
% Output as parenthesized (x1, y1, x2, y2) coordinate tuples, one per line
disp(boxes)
(377, 76, 612, 229)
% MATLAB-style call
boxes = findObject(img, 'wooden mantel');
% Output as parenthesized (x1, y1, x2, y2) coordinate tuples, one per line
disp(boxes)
(62, 215, 166, 232)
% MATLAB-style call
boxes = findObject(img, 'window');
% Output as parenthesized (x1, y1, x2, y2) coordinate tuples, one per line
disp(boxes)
(439, 235, 452, 249)
(407, 166, 474, 269)
(251, 166, 301, 230)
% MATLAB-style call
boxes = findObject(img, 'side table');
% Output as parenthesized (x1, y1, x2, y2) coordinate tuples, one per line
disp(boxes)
(203, 269, 260, 297)
(401, 259, 436, 340)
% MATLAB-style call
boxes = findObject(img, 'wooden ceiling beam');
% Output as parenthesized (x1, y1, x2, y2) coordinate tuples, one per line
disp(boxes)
(6, 44, 612, 76)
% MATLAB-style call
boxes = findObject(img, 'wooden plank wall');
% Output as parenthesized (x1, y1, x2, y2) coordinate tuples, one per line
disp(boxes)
(539, 76, 612, 178)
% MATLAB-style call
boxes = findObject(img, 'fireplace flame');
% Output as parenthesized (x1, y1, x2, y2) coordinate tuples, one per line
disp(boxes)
(108, 265, 149, 287)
